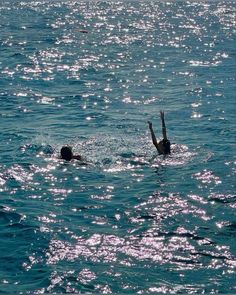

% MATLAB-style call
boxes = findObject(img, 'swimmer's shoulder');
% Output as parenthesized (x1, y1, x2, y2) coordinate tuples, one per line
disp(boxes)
(72, 155, 88, 165)
(72, 155, 82, 161)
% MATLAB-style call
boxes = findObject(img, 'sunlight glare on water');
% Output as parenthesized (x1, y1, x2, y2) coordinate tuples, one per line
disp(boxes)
(0, 0, 235, 294)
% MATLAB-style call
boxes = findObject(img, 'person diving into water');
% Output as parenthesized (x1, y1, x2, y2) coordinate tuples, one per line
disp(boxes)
(148, 111, 171, 155)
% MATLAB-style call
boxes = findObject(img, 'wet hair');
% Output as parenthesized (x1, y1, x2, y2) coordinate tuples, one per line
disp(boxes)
(60, 146, 73, 161)
(163, 139, 171, 155)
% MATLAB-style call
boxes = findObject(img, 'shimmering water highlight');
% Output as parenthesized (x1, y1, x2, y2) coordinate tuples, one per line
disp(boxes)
(0, 0, 236, 294)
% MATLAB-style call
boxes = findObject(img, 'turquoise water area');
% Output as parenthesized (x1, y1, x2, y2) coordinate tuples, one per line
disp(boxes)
(0, 0, 236, 293)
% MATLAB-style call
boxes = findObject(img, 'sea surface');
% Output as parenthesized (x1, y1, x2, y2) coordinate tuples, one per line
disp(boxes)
(0, 0, 236, 294)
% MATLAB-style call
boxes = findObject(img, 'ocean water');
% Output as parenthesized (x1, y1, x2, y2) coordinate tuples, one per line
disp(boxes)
(0, 0, 236, 294)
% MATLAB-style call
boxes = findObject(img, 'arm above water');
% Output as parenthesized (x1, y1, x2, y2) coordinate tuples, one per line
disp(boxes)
(160, 111, 168, 141)
(148, 121, 162, 154)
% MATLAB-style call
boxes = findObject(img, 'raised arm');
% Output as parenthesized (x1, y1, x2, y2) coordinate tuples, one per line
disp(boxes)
(148, 121, 162, 154)
(160, 111, 168, 140)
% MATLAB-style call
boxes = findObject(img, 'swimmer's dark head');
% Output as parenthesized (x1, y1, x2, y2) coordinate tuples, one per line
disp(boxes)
(60, 146, 73, 161)
(163, 139, 171, 155)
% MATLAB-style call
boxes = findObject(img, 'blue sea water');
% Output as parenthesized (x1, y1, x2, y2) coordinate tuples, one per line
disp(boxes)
(0, 0, 236, 293)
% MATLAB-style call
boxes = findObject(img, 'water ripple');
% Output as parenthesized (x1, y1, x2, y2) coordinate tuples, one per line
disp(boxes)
(0, 0, 235, 293)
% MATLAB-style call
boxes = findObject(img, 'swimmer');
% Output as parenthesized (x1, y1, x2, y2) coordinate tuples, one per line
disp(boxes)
(60, 146, 82, 161)
(148, 111, 171, 155)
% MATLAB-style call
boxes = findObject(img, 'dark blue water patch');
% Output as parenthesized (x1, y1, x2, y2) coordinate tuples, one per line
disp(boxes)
(20, 143, 55, 156)
(68, 79, 86, 86)
(0, 220, 43, 280)
(223, 221, 236, 237)
(0, 222, 39, 244)
(119, 152, 136, 159)
(9, 52, 26, 59)
(209, 194, 236, 204)
(0, 207, 23, 225)
(191, 250, 232, 262)
(214, 222, 236, 238)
